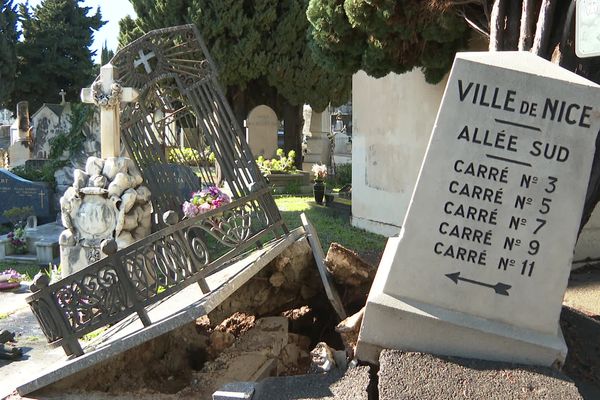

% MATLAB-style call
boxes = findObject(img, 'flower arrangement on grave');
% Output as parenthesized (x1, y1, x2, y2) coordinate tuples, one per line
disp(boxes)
(7, 227, 28, 254)
(0, 269, 23, 290)
(182, 186, 231, 218)
(312, 164, 328, 182)
(311, 164, 328, 205)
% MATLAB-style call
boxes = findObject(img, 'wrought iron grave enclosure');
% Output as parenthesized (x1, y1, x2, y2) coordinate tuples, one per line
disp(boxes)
(27, 25, 287, 357)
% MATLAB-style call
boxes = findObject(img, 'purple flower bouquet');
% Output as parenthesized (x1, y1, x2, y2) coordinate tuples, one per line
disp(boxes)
(182, 186, 231, 219)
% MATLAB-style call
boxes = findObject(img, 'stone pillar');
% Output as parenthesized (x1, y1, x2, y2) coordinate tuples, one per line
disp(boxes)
(8, 101, 32, 167)
(301, 105, 331, 172)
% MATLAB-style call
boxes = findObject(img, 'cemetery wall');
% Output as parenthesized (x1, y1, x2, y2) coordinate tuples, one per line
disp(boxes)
(351, 67, 600, 265)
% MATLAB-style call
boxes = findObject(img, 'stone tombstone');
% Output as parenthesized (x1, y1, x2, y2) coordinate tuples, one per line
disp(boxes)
(25, 215, 38, 230)
(0, 169, 52, 224)
(59, 156, 152, 277)
(356, 52, 600, 367)
(246, 105, 278, 159)
(302, 105, 331, 171)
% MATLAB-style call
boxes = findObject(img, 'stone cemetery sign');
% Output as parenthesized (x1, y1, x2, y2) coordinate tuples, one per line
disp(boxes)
(0, 169, 52, 224)
(356, 52, 600, 367)
(246, 105, 278, 158)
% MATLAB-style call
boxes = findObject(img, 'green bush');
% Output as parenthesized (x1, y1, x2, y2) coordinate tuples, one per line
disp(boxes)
(256, 149, 298, 176)
(3, 206, 34, 227)
(11, 159, 68, 189)
(168, 146, 215, 166)
(329, 163, 352, 187)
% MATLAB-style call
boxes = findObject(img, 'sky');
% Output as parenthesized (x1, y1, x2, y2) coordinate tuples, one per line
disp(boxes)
(14, 0, 137, 63)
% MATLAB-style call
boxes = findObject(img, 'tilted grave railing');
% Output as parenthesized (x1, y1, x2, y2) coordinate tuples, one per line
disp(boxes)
(26, 25, 290, 357)
(27, 187, 286, 357)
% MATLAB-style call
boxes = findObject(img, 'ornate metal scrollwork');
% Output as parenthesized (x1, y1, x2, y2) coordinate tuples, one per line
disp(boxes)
(29, 298, 62, 342)
(53, 266, 129, 332)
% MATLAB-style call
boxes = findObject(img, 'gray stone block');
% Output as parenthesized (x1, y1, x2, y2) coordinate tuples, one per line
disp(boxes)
(213, 382, 255, 399)
(378, 350, 583, 400)
(253, 366, 370, 400)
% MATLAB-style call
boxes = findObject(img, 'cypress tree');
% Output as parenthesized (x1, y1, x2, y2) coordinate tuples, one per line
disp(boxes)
(119, 0, 351, 160)
(0, 0, 18, 108)
(12, 0, 104, 110)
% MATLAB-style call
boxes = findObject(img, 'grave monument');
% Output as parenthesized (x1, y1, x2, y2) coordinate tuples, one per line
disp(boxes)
(246, 105, 279, 158)
(8, 101, 32, 167)
(58, 64, 153, 277)
(356, 52, 600, 366)
(0, 169, 52, 224)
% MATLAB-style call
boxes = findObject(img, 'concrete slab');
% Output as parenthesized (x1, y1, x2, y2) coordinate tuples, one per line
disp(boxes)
(0, 295, 65, 400)
(23, 222, 63, 244)
(253, 366, 370, 400)
(14, 228, 305, 397)
(378, 350, 583, 400)
(0, 282, 32, 315)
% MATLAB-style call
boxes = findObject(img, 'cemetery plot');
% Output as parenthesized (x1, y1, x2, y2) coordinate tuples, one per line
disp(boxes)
(27, 25, 288, 359)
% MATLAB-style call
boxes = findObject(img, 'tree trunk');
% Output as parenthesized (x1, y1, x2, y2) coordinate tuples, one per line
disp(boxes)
(228, 86, 247, 131)
(505, 0, 522, 50)
(282, 102, 303, 169)
(551, 0, 576, 66)
(518, 0, 536, 50)
(531, 0, 558, 58)
(489, 0, 508, 51)
(580, 134, 600, 234)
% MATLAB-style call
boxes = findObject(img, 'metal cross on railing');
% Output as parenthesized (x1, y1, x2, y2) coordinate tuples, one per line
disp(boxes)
(134, 49, 156, 74)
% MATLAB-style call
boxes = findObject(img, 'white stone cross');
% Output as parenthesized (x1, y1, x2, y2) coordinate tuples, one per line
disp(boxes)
(81, 64, 139, 159)
(59, 89, 66, 104)
(134, 49, 156, 74)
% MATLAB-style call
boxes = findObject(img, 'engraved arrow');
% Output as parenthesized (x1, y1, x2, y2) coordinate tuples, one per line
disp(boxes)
(445, 272, 511, 296)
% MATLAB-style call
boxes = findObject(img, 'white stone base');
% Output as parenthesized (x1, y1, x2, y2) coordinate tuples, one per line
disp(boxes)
(356, 287, 567, 368)
(350, 215, 400, 237)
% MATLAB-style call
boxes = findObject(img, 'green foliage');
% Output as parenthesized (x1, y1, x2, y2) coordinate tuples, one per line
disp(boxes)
(100, 41, 114, 65)
(256, 149, 298, 176)
(13, 102, 94, 188)
(329, 163, 351, 187)
(48, 103, 93, 159)
(307, 0, 470, 84)
(2, 206, 33, 227)
(0, 0, 18, 108)
(168, 146, 215, 166)
(10, 159, 68, 188)
(169, 147, 199, 164)
(11, 0, 104, 111)
(282, 181, 302, 195)
(275, 196, 385, 253)
(119, 0, 350, 112)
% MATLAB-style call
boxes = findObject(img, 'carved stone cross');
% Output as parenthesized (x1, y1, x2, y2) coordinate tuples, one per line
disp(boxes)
(80, 64, 139, 158)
